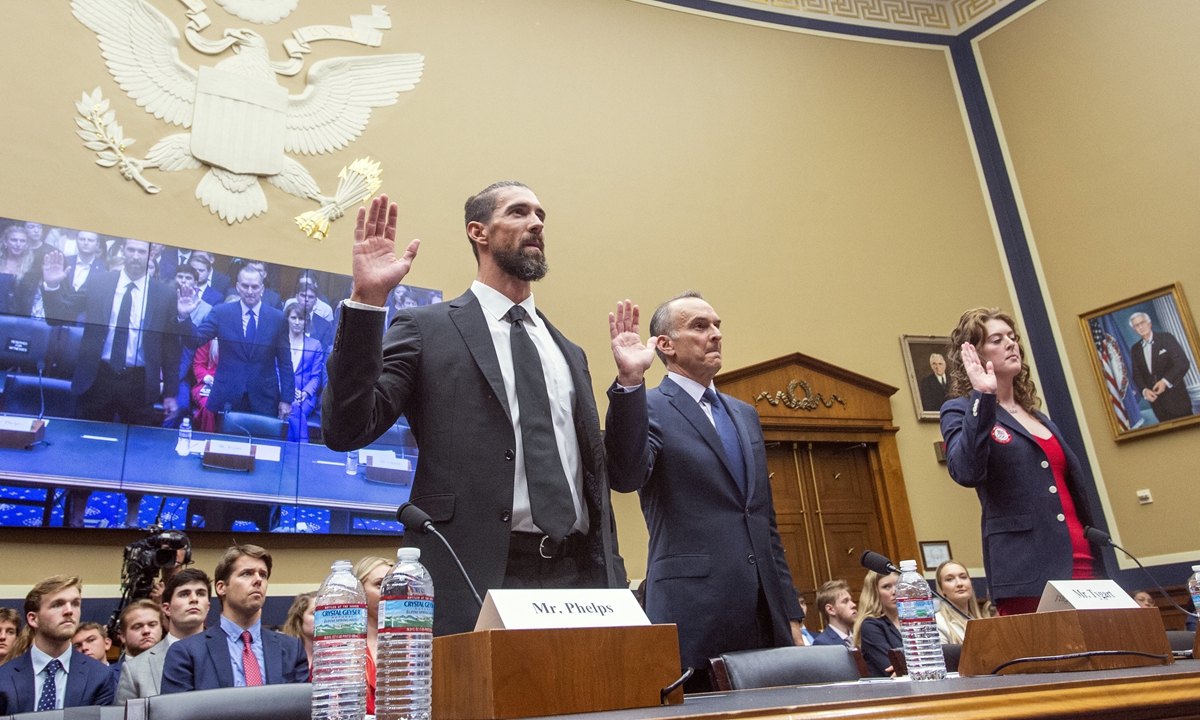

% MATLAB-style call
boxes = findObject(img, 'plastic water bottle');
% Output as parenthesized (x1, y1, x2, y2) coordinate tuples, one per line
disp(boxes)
(345, 451, 358, 475)
(376, 547, 434, 720)
(175, 418, 192, 457)
(312, 560, 368, 720)
(1189, 565, 1200, 621)
(895, 559, 946, 681)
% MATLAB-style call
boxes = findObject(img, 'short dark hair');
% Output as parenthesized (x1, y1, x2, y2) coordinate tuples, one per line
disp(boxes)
(463, 181, 529, 261)
(815, 579, 850, 624)
(294, 273, 319, 294)
(648, 291, 704, 366)
(163, 568, 212, 605)
(72, 621, 104, 638)
(188, 254, 212, 270)
(173, 264, 198, 281)
(0, 607, 20, 628)
(120, 599, 163, 634)
(214, 544, 272, 585)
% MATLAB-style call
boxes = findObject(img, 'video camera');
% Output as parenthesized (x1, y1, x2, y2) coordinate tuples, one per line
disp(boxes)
(107, 525, 191, 642)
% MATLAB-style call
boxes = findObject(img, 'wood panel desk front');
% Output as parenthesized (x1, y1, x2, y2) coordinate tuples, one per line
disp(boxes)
(533, 661, 1200, 720)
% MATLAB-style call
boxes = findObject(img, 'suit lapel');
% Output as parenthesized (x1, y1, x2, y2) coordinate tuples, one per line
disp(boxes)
(449, 291, 511, 419)
(206, 629, 235, 689)
(12, 652, 34, 713)
(149, 640, 168, 693)
(63, 649, 86, 707)
(995, 406, 1036, 445)
(262, 630, 283, 684)
(659, 378, 741, 489)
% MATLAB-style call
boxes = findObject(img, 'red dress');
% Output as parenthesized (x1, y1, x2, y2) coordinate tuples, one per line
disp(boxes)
(995, 432, 1095, 616)
(366, 650, 376, 715)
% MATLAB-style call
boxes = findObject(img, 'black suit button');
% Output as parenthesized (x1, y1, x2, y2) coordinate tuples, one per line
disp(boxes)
(505, 449, 515, 461)
(500, 511, 511, 522)
(748, 554, 756, 564)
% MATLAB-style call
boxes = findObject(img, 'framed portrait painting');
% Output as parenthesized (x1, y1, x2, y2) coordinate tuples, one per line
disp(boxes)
(900, 335, 954, 421)
(1078, 283, 1200, 441)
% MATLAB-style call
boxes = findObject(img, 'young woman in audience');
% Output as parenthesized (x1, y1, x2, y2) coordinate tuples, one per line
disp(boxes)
(0, 224, 39, 315)
(852, 569, 902, 677)
(191, 338, 220, 432)
(934, 561, 984, 644)
(281, 591, 316, 670)
(354, 556, 393, 716)
(941, 308, 1102, 616)
(285, 302, 326, 442)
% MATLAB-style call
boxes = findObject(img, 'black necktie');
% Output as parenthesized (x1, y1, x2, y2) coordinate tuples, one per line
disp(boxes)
(504, 305, 575, 542)
(702, 388, 748, 495)
(109, 281, 135, 372)
(37, 658, 61, 711)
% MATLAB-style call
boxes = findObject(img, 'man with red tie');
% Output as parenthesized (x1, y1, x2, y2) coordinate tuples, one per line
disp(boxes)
(160, 545, 307, 693)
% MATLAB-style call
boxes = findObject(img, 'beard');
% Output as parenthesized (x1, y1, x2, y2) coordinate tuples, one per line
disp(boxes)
(493, 240, 549, 282)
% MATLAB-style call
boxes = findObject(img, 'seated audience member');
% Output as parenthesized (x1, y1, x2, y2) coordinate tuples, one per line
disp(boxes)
(290, 271, 334, 322)
(384, 284, 420, 333)
(1132, 590, 1157, 610)
(64, 231, 107, 293)
(812, 580, 857, 648)
(191, 339, 220, 432)
(119, 600, 165, 661)
(189, 253, 226, 307)
(70, 623, 111, 665)
(0, 608, 21, 664)
(160, 545, 307, 692)
(934, 561, 984, 645)
(852, 570, 902, 677)
(279, 592, 315, 671)
(795, 592, 815, 645)
(117, 569, 211, 703)
(0, 576, 115, 712)
(288, 276, 334, 350)
(286, 303, 326, 442)
(354, 556, 392, 715)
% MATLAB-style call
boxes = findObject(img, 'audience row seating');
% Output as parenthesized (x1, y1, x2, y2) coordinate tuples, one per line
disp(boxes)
(1, 684, 311, 720)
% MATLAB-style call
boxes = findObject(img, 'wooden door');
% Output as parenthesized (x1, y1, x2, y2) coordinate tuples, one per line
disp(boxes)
(768, 441, 884, 632)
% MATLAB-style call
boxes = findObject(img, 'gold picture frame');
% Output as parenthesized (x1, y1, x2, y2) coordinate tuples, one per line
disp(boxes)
(1078, 283, 1200, 441)
(900, 335, 954, 421)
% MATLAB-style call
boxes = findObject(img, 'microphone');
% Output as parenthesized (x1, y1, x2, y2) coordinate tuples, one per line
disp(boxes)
(1084, 526, 1198, 618)
(222, 402, 253, 447)
(859, 550, 972, 621)
(36, 360, 45, 423)
(397, 502, 483, 609)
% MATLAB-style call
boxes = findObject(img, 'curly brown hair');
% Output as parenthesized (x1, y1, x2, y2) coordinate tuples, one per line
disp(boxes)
(946, 307, 1041, 413)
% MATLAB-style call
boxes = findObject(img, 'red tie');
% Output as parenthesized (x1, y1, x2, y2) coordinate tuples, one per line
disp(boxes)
(241, 631, 263, 686)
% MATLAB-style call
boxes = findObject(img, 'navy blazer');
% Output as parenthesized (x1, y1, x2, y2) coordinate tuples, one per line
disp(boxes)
(182, 301, 294, 414)
(941, 391, 1101, 600)
(159, 626, 308, 693)
(812, 625, 852, 648)
(857, 616, 902, 677)
(0, 649, 116, 713)
(605, 376, 803, 670)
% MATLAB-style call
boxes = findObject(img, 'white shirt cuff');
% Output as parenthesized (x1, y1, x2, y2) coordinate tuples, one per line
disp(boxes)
(342, 299, 387, 312)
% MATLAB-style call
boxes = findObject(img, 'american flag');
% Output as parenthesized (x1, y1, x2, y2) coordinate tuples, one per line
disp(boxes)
(1089, 317, 1139, 430)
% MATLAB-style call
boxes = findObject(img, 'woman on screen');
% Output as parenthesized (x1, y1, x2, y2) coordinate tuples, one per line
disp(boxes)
(852, 569, 902, 677)
(285, 302, 325, 442)
(0, 224, 39, 316)
(941, 307, 1102, 616)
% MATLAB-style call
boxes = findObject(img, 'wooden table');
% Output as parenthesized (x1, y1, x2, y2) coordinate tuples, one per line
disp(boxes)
(534, 661, 1200, 720)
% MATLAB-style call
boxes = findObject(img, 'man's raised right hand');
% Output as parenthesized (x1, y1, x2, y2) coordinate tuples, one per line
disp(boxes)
(41, 250, 67, 290)
(350, 193, 421, 307)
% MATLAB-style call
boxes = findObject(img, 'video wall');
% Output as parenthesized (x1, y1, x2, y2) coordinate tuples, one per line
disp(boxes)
(0, 216, 440, 534)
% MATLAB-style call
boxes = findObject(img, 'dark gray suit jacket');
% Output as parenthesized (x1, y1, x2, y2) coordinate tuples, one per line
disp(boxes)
(605, 376, 803, 670)
(115, 635, 170, 702)
(322, 290, 622, 636)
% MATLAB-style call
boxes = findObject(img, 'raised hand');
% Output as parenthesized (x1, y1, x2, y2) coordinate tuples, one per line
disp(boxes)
(610, 299, 657, 387)
(349, 193, 421, 307)
(177, 283, 200, 319)
(41, 250, 67, 289)
(961, 342, 997, 394)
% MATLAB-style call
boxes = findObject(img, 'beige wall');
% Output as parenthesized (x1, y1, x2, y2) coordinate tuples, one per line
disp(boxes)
(0, 0, 1008, 594)
(978, 0, 1200, 565)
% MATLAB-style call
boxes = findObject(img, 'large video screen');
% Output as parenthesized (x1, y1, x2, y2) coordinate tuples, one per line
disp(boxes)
(0, 216, 440, 534)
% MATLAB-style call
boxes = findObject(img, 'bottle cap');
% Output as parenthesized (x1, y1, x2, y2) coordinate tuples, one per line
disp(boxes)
(1193, 565, 1200, 573)
(398, 547, 421, 562)
(331, 559, 352, 571)
(899, 559, 918, 572)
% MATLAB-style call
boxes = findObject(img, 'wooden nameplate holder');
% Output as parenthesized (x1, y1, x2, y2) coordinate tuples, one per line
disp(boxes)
(0, 419, 45, 450)
(200, 440, 255, 472)
(959, 608, 1173, 676)
(432, 625, 683, 719)
(364, 455, 413, 485)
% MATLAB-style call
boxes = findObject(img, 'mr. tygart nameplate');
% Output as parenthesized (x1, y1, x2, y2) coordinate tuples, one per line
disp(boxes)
(1037, 580, 1141, 612)
(475, 589, 650, 631)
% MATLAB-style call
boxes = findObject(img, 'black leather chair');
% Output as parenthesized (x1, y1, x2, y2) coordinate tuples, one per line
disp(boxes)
(10, 706, 124, 719)
(1166, 630, 1196, 653)
(45, 325, 83, 380)
(0, 315, 51, 373)
(710, 645, 865, 690)
(217, 411, 287, 440)
(125, 684, 312, 720)
(942, 643, 962, 673)
(2, 373, 76, 418)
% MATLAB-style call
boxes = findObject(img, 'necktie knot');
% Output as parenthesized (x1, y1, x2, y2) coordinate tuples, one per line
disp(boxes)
(44, 659, 62, 675)
(504, 305, 529, 325)
(701, 388, 719, 407)
(241, 630, 252, 646)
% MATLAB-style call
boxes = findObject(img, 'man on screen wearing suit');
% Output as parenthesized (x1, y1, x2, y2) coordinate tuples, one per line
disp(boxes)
(117, 569, 212, 702)
(604, 293, 804, 690)
(323, 184, 623, 636)
(1129, 312, 1194, 422)
(177, 266, 293, 420)
(0, 577, 115, 714)
(161, 546, 307, 693)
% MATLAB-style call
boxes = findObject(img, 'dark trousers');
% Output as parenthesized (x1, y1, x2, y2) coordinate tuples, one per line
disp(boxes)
(78, 362, 158, 425)
(501, 532, 601, 590)
(687, 584, 776, 694)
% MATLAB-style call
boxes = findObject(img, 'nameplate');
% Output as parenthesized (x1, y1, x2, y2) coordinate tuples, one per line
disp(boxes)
(192, 440, 280, 462)
(206, 440, 253, 456)
(475, 589, 649, 631)
(360, 449, 412, 470)
(0, 416, 36, 432)
(1037, 580, 1140, 612)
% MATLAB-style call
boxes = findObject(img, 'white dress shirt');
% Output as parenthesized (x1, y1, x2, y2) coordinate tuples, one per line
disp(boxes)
(101, 270, 147, 368)
(666, 371, 720, 427)
(30, 643, 71, 710)
(71, 258, 94, 291)
(240, 300, 261, 336)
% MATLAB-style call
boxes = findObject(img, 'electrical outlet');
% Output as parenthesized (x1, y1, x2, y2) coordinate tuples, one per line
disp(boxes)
(1136, 489, 1153, 505)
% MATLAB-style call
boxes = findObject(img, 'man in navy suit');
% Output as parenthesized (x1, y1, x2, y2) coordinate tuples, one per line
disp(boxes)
(0, 576, 115, 713)
(1129, 312, 1194, 422)
(41, 238, 181, 425)
(178, 266, 294, 419)
(62, 231, 108, 292)
(188, 253, 229, 307)
(161, 545, 307, 693)
(811, 579, 857, 648)
(604, 293, 804, 690)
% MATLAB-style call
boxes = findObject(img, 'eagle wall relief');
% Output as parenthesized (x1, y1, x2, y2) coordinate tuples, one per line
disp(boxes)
(71, 0, 424, 236)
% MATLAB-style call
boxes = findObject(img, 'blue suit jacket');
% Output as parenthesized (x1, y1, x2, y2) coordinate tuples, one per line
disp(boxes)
(183, 301, 294, 415)
(0, 649, 116, 713)
(159, 626, 308, 693)
(605, 376, 803, 669)
(293, 335, 326, 400)
(812, 625, 852, 647)
(858, 616, 902, 677)
(941, 391, 1102, 600)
